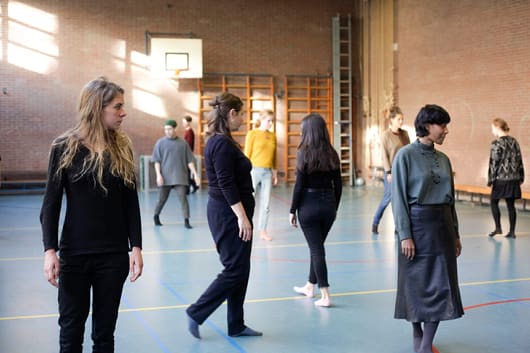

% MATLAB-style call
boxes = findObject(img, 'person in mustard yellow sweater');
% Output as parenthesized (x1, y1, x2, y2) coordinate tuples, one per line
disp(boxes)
(244, 110, 278, 241)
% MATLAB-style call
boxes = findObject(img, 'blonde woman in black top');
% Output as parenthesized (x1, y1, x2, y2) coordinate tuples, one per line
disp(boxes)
(488, 118, 524, 238)
(41, 77, 143, 353)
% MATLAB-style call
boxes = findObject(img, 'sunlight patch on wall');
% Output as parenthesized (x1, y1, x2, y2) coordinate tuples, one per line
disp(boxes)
(111, 39, 126, 73)
(132, 88, 168, 118)
(131, 50, 149, 68)
(8, 43, 57, 74)
(7, 1, 58, 74)
(9, 1, 57, 33)
(9, 21, 58, 56)
(131, 51, 164, 93)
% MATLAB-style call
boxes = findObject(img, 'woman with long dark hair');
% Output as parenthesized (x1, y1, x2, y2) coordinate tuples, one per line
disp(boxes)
(41, 77, 143, 352)
(186, 92, 262, 338)
(290, 113, 342, 307)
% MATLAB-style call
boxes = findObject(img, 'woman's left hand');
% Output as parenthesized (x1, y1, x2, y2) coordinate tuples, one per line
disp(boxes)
(455, 238, 462, 257)
(129, 246, 143, 282)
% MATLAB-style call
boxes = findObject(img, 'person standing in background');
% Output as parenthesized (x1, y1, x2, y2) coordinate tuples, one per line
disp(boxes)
(244, 109, 278, 241)
(392, 104, 463, 353)
(152, 119, 200, 229)
(186, 92, 262, 339)
(41, 77, 143, 353)
(372, 106, 410, 235)
(487, 117, 524, 238)
(290, 113, 342, 308)
(183, 115, 199, 194)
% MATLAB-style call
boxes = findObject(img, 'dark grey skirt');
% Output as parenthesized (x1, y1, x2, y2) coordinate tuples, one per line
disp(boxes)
(394, 204, 464, 322)
(491, 179, 521, 200)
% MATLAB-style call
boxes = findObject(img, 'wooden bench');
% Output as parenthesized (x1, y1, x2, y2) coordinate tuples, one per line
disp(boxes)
(454, 184, 490, 205)
(454, 184, 530, 211)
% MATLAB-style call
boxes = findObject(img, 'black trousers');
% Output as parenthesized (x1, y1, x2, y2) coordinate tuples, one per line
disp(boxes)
(186, 196, 254, 335)
(297, 189, 336, 288)
(154, 185, 190, 219)
(58, 253, 129, 353)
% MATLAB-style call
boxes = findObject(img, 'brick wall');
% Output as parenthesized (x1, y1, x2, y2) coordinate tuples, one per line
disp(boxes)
(396, 0, 530, 190)
(0, 0, 355, 179)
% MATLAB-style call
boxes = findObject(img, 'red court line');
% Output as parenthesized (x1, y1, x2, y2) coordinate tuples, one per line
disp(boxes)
(464, 297, 530, 311)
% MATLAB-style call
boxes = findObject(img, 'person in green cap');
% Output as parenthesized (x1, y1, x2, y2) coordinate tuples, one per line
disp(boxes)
(152, 119, 200, 228)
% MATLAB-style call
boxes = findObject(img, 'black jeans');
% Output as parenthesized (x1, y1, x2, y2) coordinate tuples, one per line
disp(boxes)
(58, 253, 129, 353)
(186, 196, 254, 335)
(298, 189, 336, 288)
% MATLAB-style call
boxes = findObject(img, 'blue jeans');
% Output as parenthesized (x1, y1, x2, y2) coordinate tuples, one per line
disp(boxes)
(250, 167, 272, 232)
(372, 172, 391, 225)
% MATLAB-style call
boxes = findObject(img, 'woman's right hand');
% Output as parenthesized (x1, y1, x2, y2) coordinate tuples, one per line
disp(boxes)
(289, 213, 297, 227)
(401, 238, 415, 260)
(238, 216, 253, 242)
(156, 174, 164, 187)
(43, 249, 60, 287)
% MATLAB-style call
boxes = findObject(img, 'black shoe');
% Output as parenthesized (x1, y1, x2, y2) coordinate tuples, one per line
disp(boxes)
(154, 215, 162, 226)
(372, 224, 379, 235)
(229, 327, 263, 337)
(488, 229, 502, 237)
(505, 233, 516, 238)
(184, 219, 193, 229)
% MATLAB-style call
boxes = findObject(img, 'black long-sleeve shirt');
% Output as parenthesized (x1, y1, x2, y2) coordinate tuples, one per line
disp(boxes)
(204, 134, 253, 205)
(40, 141, 142, 256)
(290, 163, 342, 214)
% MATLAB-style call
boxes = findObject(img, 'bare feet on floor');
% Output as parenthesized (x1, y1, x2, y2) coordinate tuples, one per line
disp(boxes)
(293, 283, 314, 298)
(314, 298, 331, 307)
(260, 231, 272, 241)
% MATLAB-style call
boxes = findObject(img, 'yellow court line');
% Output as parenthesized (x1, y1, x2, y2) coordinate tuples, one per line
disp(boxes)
(2, 277, 530, 322)
(1, 232, 527, 262)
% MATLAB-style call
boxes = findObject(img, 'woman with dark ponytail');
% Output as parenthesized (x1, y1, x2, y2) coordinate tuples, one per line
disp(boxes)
(186, 92, 262, 338)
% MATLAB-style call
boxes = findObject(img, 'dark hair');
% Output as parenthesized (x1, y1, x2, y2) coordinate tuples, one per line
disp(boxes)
(206, 92, 243, 143)
(414, 104, 451, 137)
(387, 106, 403, 120)
(184, 115, 192, 123)
(296, 113, 340, 173)
(492, 117, 509, 132)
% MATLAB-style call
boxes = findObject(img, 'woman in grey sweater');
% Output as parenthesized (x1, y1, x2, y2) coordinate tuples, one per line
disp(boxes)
(391, 104, 464, 353)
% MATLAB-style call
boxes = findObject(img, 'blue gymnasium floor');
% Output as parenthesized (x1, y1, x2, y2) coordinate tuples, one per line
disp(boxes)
(1, 185, 529, 353)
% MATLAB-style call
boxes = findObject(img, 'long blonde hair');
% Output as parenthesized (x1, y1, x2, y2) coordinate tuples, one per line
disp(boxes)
(54, 77, 136, 191)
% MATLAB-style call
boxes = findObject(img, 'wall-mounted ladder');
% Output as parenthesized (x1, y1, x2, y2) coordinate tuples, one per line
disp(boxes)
(284, 75, 333, 183)
(332, 14, 355, 186)
(197, 74, 275, 155)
